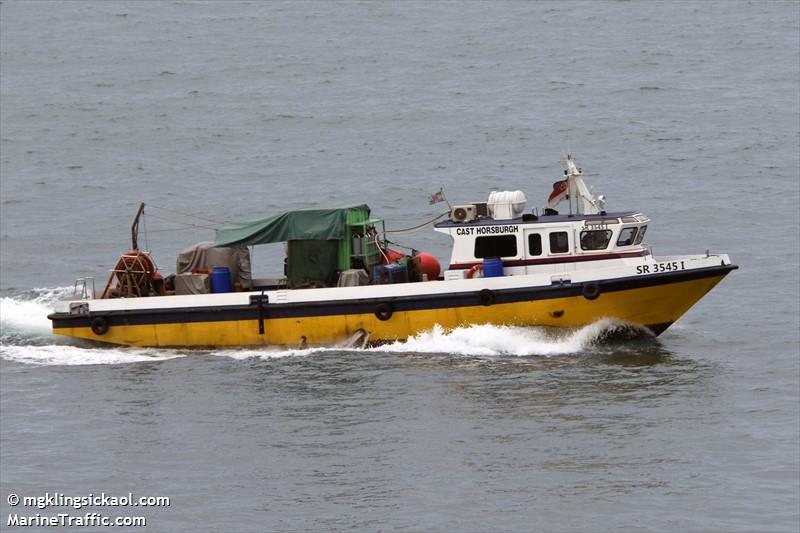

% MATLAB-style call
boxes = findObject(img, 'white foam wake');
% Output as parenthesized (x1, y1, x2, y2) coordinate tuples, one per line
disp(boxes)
(215, 319, 650, 361)
(374, 319, 650, 357)
(1, 287, 181, 366)
(1, 344, 181, 366)
(214, 346, 350, 361)
(0, 286, 73, 336)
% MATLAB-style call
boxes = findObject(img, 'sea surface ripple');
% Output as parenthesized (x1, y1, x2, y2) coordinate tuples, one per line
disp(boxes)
(1, 2, 798, 531)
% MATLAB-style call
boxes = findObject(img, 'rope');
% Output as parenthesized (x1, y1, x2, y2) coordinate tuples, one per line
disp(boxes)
(145, 224, 217, 233)
(143, 211, 217, 230)
(385, 211, 449, 234)
(138, 206, 450, 238)
(373, 232, 390, 263)
(385, 238, 423, 252)
(147, 204, 228, 225)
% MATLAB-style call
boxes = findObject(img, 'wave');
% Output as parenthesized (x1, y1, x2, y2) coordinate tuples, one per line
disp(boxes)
(1, 288, 653, 366)
(0, 287, 181, 366)
(1, 286, 74, 338)
(1, 344, 182, 366)
(373, 320, 653, 358)
(207, 320, 654, 362)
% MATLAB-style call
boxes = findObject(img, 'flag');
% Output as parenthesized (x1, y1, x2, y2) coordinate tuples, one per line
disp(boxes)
(429, 188, 445, 205)
(548, 179, 569, 208)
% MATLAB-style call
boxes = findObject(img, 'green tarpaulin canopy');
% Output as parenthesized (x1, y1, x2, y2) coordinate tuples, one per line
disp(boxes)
(213, 205, 370, 247)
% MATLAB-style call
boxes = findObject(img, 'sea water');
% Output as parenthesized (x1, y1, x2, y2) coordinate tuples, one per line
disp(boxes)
(1, 2, 798, 531)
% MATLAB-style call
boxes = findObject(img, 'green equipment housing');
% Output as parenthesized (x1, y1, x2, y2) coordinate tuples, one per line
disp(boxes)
(213, 205, 385, 288)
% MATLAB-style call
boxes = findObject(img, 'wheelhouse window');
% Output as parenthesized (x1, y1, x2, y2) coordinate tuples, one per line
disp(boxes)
(580, 230, 612, 251)
(634, 225, 648, 245)
(528, 234, 542, 256)
(549, 232, 569, 254)
(474, 235, 517, 258)
(616, 227, 638, 246)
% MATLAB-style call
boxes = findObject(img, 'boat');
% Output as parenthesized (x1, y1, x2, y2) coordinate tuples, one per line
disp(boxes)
(48, 156, 737, 347)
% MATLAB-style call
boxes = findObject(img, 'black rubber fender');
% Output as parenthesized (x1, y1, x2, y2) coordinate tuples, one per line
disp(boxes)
(478, 288, 495, 306)
(90, 316, 110, 335)
(374, 302, 394, 321)
(582, 283, 600, 301)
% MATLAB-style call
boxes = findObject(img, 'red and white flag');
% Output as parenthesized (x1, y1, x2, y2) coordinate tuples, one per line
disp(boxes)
(429, 188, 445, 205)
(548, 179, 569, 208)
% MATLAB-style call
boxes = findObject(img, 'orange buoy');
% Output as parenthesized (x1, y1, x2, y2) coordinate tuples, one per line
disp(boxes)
(416, 252, 441, 280)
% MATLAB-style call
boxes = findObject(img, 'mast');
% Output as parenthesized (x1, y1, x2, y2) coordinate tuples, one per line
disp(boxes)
(565, 155, 601, 215)
(131, 202, 145, 251)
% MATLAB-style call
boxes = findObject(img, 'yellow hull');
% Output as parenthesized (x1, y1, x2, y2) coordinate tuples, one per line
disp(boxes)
(52, 273, 728, 347)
